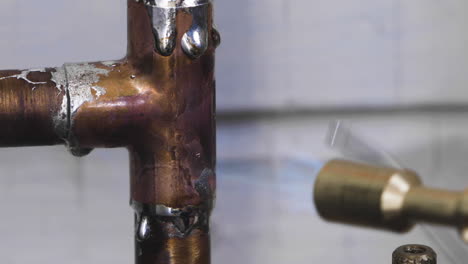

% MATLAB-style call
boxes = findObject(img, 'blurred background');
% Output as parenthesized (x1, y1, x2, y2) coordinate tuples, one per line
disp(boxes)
(1, 0, 468, 263)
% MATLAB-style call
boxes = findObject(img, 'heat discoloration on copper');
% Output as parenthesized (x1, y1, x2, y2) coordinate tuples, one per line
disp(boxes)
(0, 0, 218, 263)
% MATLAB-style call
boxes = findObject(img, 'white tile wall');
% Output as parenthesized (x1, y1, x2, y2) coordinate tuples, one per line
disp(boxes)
(2, 0, 468, 108)
(399, 0, 468, 104)
(287, 0, 397, 108)
(216, 0, 468, 109)
(0, 147, 133, 264)
(216, 0, 290, 110)
(0, 0, 127, 69)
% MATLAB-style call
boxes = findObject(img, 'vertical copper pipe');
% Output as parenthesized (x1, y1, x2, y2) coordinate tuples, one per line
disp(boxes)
(126, 1, 217, 263)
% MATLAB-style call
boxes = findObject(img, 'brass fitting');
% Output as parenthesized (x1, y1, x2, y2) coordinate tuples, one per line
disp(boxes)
(314, 159, 468, 242)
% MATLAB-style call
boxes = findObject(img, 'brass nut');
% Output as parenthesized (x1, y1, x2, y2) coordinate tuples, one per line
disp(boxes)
(392, 244, 436, 264)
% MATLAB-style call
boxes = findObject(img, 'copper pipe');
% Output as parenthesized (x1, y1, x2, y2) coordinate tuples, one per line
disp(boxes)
(0, 0, 218, 263)
(0, 68, 66, 146)
(314, 159, 468, 243)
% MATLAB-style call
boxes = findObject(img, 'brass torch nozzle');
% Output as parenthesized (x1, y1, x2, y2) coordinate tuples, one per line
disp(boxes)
(314, 159, 468, 242)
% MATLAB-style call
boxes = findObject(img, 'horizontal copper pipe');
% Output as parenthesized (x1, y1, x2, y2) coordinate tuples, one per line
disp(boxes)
(0, 68, 65, 146)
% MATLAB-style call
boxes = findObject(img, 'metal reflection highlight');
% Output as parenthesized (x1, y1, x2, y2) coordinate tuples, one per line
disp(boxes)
(150, 6, 177, 56)
(182, 5, 209, 59)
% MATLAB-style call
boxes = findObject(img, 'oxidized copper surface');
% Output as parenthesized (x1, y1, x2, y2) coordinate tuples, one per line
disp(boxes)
(0, 0, 217, 263)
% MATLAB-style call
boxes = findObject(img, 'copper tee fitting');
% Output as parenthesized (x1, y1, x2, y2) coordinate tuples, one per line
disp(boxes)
(0, 0, 220, 263)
